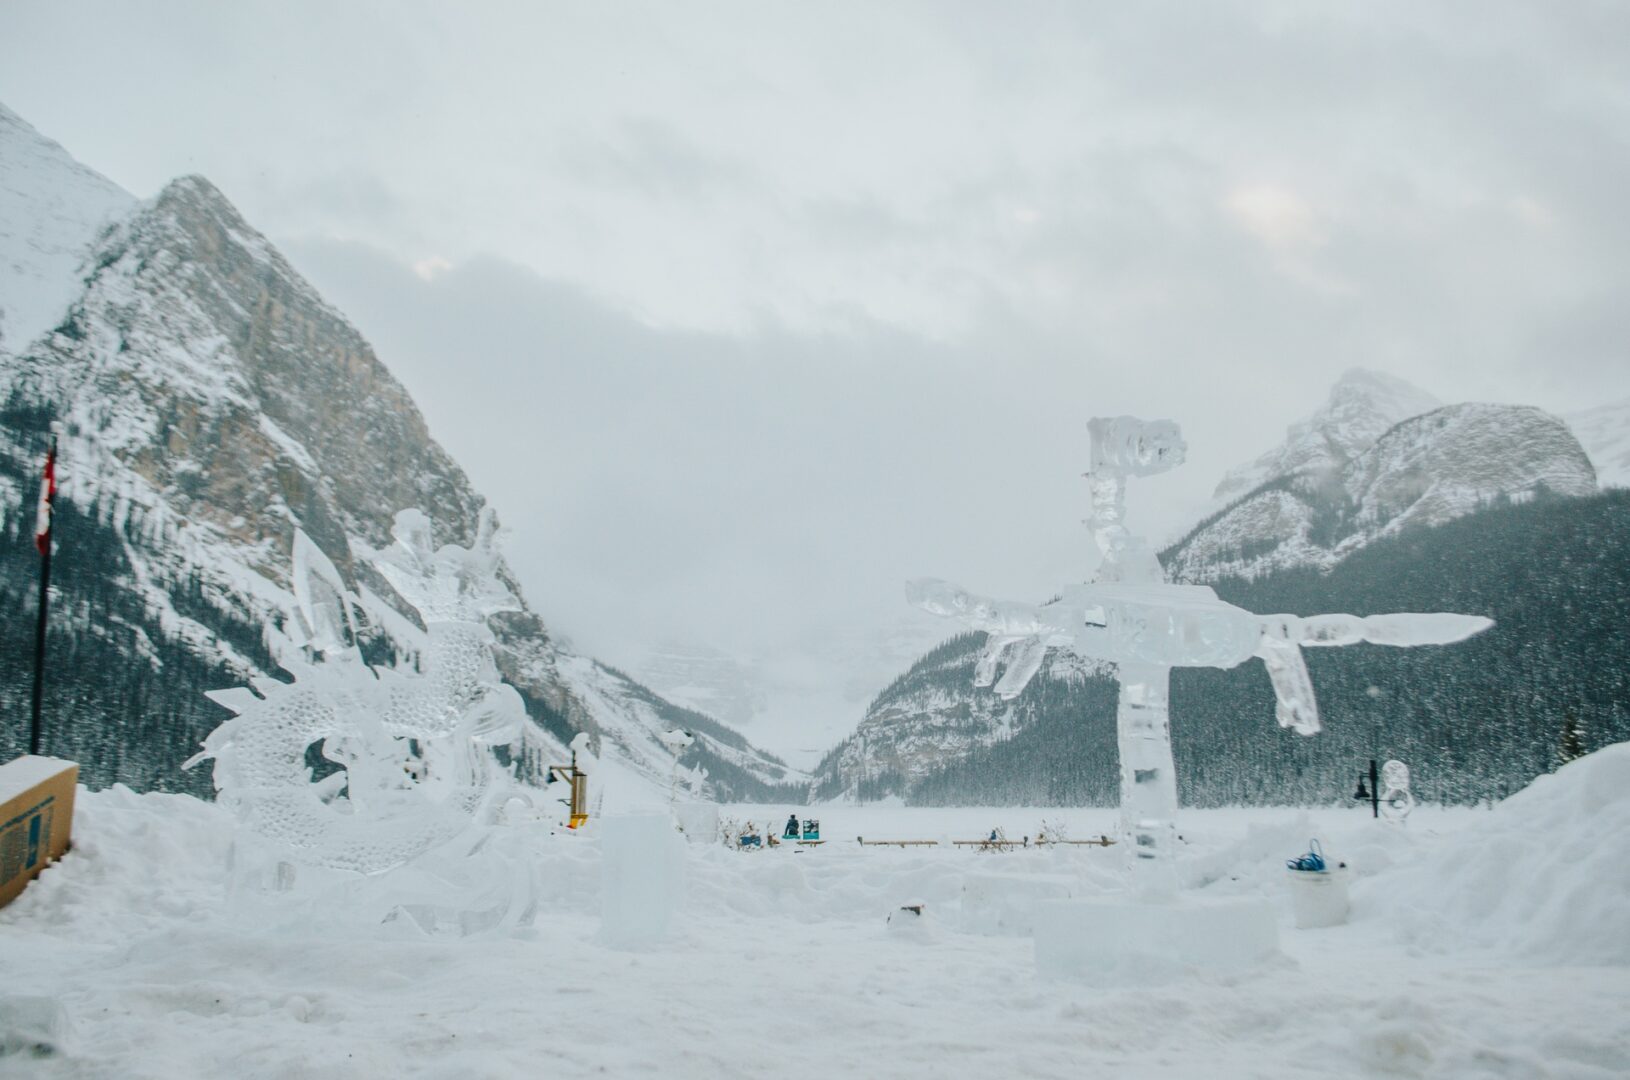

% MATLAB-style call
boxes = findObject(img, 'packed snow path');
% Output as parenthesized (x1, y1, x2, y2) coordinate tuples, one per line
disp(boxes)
(4, 750, 1630, 1078)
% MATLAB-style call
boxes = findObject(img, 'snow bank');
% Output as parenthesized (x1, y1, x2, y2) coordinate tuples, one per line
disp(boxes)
(3, 786, 1628, 1077)
(1372, 742, 1630, 965)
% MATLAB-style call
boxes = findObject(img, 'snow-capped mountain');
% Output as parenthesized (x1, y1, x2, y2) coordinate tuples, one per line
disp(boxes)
(811, 635, 1107, 800)
(638, 639, 767, 729)
(1166, 381, 1597, 582)
(0, 102, 135, 357)
(0, 102, 796, 800)
(1209, 368, 1443, 509)
(1567, 398, 1630, 489)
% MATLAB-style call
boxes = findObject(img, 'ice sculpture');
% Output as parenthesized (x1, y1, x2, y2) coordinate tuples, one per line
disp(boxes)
(1380, 759, 1415, 821)
(186, 508, 528, 876)
(910, 416, 1491, 896)
(600, 813, 687, 948)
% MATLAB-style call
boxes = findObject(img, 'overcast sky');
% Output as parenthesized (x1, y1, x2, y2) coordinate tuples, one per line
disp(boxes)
(3, 2, 1627, 695)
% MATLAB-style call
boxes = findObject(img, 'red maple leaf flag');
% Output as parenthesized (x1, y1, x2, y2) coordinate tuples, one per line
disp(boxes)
(34, 436, 56, 556)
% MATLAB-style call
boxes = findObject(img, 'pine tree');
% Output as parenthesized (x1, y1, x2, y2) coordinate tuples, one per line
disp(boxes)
(1558, 709, 1586, 766)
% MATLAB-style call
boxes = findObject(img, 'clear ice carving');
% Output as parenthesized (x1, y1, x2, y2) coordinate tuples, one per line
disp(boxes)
(909, 416, 1492, 897)
(186, 508, 528, 876)
(1380, 759, 1415, 821)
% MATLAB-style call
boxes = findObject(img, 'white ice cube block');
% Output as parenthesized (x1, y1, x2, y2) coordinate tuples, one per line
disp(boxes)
(600, 814, 686, 948)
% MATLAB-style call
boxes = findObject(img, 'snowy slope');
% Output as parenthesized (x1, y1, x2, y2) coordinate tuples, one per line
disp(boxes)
(0, 102, 135, 357)
(1567, 397, 1630, 489)
(1375, 742, 1630, 966)
(812, 635, 1110, 800)
(638, 639, 766, 728)
(1344, 403, 1597, 532)
(557, 655, 800, 794)
(1209, 368, 1442, 508)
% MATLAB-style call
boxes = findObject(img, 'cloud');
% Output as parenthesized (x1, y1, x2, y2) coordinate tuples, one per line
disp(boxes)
(1225, 184, 1324, 252)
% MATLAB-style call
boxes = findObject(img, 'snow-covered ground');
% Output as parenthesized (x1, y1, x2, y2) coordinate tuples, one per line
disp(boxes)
(4, 747, 1630, 1079)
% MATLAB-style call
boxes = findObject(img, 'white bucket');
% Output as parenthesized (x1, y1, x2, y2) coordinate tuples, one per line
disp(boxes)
(1285, 866, 1351, 929)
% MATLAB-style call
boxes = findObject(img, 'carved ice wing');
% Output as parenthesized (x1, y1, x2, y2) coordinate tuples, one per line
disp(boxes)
(907, 580, 1066, 699)
(1250, 610, 1493, 738)
(1298, 613, 1494, 647)
(905, 578, 1072, 638)
(993, 636, 1050, 699)
(1255, 630, 1321, 735)
(973, 635, 1018, 687)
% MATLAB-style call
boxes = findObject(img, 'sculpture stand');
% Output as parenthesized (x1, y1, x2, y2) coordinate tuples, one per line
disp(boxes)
(1116, 661, 1179, 898)
(1044, 658, 1281, 982)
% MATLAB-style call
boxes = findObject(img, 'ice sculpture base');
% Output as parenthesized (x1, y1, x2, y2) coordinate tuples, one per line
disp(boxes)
(1033, 896, 1280, 983)
(600, 814, 686, 948)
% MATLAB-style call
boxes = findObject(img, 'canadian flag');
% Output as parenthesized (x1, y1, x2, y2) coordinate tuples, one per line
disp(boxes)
(34, 436, 56, 556)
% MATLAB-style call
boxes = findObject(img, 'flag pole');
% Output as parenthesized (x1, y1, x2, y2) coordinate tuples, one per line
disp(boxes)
(29, 428, 58, 758)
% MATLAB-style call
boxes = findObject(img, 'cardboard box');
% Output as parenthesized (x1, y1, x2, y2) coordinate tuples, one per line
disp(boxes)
(0, 755, 78, 909)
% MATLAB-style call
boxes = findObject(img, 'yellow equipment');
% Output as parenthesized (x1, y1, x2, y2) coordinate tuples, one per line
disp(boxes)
(549, 749, 590, 829)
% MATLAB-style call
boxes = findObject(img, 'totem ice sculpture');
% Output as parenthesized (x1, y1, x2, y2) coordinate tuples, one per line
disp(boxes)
(186, 507, 528, 876)
(910, 417, 1492, 897)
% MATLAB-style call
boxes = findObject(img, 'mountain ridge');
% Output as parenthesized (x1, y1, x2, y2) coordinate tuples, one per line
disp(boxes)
(1166, 392, 1597, 583)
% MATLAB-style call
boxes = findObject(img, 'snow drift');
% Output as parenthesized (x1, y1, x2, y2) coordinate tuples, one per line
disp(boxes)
(1371, 742, 1630, 966)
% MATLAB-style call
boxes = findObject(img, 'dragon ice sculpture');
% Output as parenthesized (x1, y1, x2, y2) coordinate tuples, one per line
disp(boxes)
(909, 417, 1492, 896)
(186, 508, 528, 876)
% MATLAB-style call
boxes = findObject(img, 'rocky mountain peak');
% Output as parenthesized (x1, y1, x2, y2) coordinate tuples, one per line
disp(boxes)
(1211, 367, 1441, 506)
(6, 169, 482, 584)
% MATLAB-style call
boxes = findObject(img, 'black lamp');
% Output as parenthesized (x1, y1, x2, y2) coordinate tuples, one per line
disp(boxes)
(1353, 759, 1380, 818)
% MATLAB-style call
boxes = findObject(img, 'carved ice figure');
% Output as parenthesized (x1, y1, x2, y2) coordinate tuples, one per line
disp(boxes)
(910, 416, 1491, 897)
(1380, 759, 1415, 821)
(187, 507, 528, 876)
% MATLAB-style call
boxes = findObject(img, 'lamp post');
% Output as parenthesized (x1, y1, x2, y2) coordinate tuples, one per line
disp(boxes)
(1353, 759, 1379, 818)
